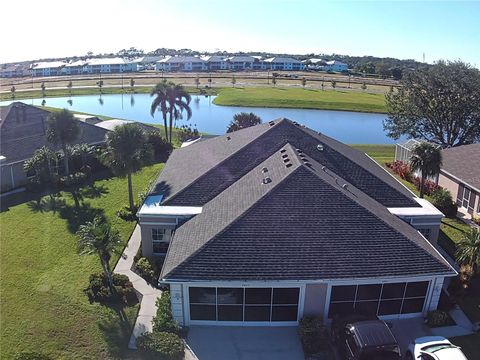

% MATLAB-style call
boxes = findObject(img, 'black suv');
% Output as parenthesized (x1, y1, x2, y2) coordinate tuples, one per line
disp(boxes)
(331, 314, 401, 360)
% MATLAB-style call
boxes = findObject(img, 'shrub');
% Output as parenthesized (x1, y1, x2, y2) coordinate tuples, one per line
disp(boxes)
(147, 131, 173, 162)
(14, 352, 52, 360)
(84, 272, 136, 304)
(176, 124, 199, 143)
(473, 215, 480, 226)
(137, 331, 184, 360)
(386, 160, 413, 181)
(135, 257, 156, 283)
(431, 188, 457, 217)
(298, 316, 329, 355)
(413, 177, 441, 196)
(152, 290, 180, 335)
(116, 205, 137, 221)
(426, 310, 455, 327)
(59, 171, 87, 189)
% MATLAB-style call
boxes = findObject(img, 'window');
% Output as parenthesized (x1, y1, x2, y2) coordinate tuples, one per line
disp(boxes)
(189, 287, 299, 322)
(152, 228, 169, 254)
(152, 228, 165, 241)
(462, 187, 471, 209)
(328, 281, 429, 318)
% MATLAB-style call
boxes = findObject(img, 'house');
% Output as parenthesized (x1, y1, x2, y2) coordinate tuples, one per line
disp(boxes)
(0, 102, 109, 193)
(83, 57, 137, 74)
(263, 57, 305, 71)
(137, 119, 455, 327)
(64, 60, 88, 75)
(132, 56, 164, 71)
(225, 56, 256, 71)
(0, 63, 31, 78)
(200, 56, 228, 71)
(156, 56, 207, 72)
(31, 61, 67, 77)
(94, 119, 158, 133)
(437, 144, 480, 218)
(322, 60, 348, 72)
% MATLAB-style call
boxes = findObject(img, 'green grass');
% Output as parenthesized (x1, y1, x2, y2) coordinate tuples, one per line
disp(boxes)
(1, 86, 216, 101)
(0, 163, 163, 359)
(351, 144, 395, 164)
(213, 87, 387, 113)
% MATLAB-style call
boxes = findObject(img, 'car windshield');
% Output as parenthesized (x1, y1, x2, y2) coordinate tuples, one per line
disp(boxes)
(422, 344, 455, 353)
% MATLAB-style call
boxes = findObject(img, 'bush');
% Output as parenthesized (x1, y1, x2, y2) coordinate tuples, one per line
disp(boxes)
(137, 331, 184, 360)
(116, 205, 137, 221)
(386, 160, 413, 181)
(426, 310, 455, 327)
(413, 176, 441, 196)
(176, 124, 200, 143)
(59, 172, 87, 189)
(298, 316, 330, 355)
(84, 272, 136, 304)
(431, 188, 457, 217)
(153, 290, 180, 335)
(473, 215, 480, 226)
(135, 257, 156, 283)
(147, 131, 173, 162)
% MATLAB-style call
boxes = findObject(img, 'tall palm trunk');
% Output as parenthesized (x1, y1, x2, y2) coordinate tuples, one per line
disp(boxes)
(419, 170, 426, 198)
(169, 107, 174, 145)
(162, 111, 169, 143)
(100, 254, 115, 294)
(127, 172, 134, 211)
(62, 144, 69, 175)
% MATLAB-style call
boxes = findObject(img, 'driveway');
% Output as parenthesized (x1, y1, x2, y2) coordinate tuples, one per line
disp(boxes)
(186, 326, 304, 360)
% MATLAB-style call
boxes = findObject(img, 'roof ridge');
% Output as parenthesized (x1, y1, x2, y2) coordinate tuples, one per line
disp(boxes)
(160, 144, 301, 279)
(162, 119, 288, 204)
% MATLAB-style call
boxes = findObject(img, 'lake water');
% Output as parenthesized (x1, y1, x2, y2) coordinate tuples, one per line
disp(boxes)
(1, 94, 396, 144)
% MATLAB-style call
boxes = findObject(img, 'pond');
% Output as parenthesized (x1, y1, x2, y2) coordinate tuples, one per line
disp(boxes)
(1, 94, 397, 144)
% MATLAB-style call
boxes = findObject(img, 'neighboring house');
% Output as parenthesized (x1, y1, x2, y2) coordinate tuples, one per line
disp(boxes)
(156, 56, 207, 72)
(31, 58, 138, 76)
(64, 60, 88, 75)
(137, 119, 455, 327)
(73, 114, 102, 125)
(0, 64, 31, 78)
(83, 57, 137, 74)
(94, 119, 158, 133)
(438, 144, 480, 218)
(263, 57, 305, 71)
(0, 102, 109, 193)
(133, 56, 164, 71)
(395, 139, 423, 164)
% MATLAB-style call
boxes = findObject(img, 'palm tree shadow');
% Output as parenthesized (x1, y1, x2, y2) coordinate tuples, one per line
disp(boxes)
(80, 183, 109, 199)
(97, 304, 136, 359)
(27, 196, 66, 214)
(150, 181, 171, 199)
(58, 201, 104, 233)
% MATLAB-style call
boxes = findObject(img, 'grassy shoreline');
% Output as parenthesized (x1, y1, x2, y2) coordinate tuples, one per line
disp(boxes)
(2, 86, 388, 114)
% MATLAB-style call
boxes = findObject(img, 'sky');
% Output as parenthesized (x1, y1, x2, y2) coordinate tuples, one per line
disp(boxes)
(1, 0, 479, 66)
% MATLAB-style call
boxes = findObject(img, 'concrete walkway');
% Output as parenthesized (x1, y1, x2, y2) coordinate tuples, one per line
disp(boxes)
(114, 224, 162, 350)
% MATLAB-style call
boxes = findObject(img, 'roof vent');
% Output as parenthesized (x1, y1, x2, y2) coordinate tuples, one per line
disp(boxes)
(342, 184, 349, 190)
(318, 131, 322, 135)
(268, 121, 275, 126)
(305, 162, 312, 167)
(281, 154, 288, 159)
(296, 149, 303, 153)
(299, 154, 306, 158)
(286, 163, 292, 168)
(283, 158, 290, 163)
(262, 177, 272, 185)
(317, 144, 324, 151)
(262, 167, 268, 173)
(293, 121, 299, 126)
(226, 136, 231, 141)
(322, 166, 327, 172)
(280, 149, 286, 153)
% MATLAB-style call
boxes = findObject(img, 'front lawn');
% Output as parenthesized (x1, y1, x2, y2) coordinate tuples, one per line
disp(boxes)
(0, 163, 163, 359)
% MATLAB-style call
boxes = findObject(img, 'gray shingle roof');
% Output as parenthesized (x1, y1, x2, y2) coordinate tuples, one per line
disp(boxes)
(161, 143, 454, 281)
(1, 102, 108, 164)
(441, 144, 480, 190)
(153, 119, 419, 208)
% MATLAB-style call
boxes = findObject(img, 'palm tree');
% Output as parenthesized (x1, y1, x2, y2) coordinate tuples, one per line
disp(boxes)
(67, 81, 73, 95)
(301, 77, 306, 89)
(231, 75, 236, 88)
(165, 83, 192, 143)
(41, 82, 46, 97)
(103, 124, 152, 211)
(46, 109, 80, 176)
(24, 146, 59, 192)
(272, 77, 277, 87)
(130, 78, 135, 92)
(227, 112, 262, 133)
(150, 80, 170, 142)
(456, 228, 480, 274)
(330, 80, 337, 89)
(77, 216, 122, 294)
(97, 80, 104, 94)
(10, 86, 16, 99)
(194, 76, 200, 89)
(409, 143, 442, 198)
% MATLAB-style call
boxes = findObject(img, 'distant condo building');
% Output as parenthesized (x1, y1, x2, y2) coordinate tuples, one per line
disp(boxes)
(30, 58, 138, 77)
